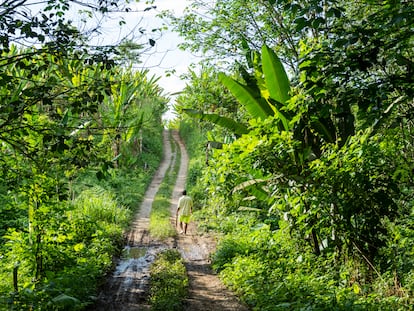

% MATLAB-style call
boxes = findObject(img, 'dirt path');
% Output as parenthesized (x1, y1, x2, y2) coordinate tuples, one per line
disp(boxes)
(90, 130, 173, 311)
(170, 130, 248, 311)
(89, 129, 248, 310)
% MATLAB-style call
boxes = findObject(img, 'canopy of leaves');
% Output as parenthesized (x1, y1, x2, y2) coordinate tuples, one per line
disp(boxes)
(168, 0, 343, 71)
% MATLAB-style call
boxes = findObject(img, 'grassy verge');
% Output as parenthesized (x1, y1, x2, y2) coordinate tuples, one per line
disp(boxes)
(149, 132, 181, 239)
(149, 131, 189, 310)
(149, 249, 188, 311)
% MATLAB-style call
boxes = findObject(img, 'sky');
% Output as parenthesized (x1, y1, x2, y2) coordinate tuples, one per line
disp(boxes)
(17, 0, 199, 121)
(96, 0, 200, 120)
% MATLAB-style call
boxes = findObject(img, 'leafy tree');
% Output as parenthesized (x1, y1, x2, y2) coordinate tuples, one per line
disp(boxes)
(0, 46, 112, 280)
(168, 0, 343, 71)
(179, 0, 413, 268)
(99, 68, 168, 168)
(0, 1, 170, 309)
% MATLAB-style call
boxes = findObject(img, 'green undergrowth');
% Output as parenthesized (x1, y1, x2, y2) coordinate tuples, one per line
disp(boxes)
(149, 249, 188, 311)
(178, 117, 414, 310)
(0, 167, 159, 310)
(211, 217, 413, 311)
(149, 133, 180, 240)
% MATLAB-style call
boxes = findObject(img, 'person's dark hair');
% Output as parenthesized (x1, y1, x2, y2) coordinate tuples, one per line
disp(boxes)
(182, 190, 187, 195)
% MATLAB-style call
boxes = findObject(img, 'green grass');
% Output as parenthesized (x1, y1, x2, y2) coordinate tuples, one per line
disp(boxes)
(149, 249, 188, 311)
(148, 132, 189, 310)
(149, 132, 181, 240)
(0, 167, 159, 310)
(149, 195, 176, 239)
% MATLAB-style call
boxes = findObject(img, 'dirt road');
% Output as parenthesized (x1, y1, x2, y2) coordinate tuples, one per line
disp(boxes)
(170, 130, 248, 311)
(89, 130, 248, 310)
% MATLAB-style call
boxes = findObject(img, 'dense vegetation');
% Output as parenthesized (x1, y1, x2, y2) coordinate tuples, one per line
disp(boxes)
(0, 1, 167, 309)
(174, 0, 414, 309)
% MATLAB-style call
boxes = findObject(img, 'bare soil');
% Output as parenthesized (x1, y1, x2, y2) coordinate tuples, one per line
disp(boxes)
(88, 130, 248, 311)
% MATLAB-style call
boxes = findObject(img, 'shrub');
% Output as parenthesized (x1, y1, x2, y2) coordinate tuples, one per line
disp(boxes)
(149, 249, 188, 311)
(214, 221, 414, 310)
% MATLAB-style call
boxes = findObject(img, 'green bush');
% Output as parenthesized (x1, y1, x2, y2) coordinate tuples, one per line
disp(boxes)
(213, 222, 414, 310)
(149, 249, 188, 311)
(0, 179, 138, 310)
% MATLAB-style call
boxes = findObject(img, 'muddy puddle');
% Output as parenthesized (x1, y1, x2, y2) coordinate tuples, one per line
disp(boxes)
(92, 245, 167, 309)
(113, 245, 166, 299)
(121, 246, 148, 259)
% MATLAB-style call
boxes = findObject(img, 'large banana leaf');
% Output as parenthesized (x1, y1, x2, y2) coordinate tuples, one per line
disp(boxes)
(267, 97, 291, 131)
(184, 109, 249, 135)
(261, 45, 290, 105)
(219, 73, 274, 120)
(232, 178, 269, 202)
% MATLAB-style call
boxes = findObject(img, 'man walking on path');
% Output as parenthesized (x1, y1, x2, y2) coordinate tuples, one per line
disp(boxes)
(176, 190, 193, 234)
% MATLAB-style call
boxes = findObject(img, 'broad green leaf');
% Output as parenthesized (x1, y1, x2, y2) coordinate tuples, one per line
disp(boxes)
(261, 45, 290, 105)
(311, 118, 335, 143)
(267, 98, 291, 131)
(124, 113, 144, 142)
(232, 178, 269, 201)
(184, 109, 249, 135)
(219, 73, 274, 120)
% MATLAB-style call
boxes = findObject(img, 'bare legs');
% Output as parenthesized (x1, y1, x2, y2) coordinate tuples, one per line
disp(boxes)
(179, 221, 188, 234)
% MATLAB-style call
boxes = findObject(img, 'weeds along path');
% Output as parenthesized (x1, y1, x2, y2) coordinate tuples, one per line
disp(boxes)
(90, 130, 247, 311)
(90, 130, 173, 311)
(170, 130, 249, 311)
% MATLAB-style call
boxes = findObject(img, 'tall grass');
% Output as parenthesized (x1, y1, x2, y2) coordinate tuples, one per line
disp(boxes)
(73, 186, 131, 227)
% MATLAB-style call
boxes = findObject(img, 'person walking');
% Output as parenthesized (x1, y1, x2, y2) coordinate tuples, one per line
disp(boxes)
(176, 190, 193, 234)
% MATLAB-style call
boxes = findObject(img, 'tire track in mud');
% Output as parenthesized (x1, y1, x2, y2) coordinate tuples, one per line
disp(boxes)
(89, 130, 247, 311)
(89, 130, 173, 311)
(169, 131, 249, 311)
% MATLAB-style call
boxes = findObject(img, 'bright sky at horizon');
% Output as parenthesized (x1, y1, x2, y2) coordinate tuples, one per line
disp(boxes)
(69, 0, 199, 120)
(24, 0, 199, 120)
(117, 0, 201, 121)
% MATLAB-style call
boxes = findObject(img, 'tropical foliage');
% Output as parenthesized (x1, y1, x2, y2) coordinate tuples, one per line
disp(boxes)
(174, 0, 414, 309)
(0, 1, 168, 309)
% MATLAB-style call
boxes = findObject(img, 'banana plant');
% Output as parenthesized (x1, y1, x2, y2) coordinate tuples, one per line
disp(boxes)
(219, 45, 292, 132)
(186, 45, 337, 202)
(184, 45, 294, 199)
(187, 44, 336, 145)
(185, 45, 291, 133)
(100, 70, 146, 164)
